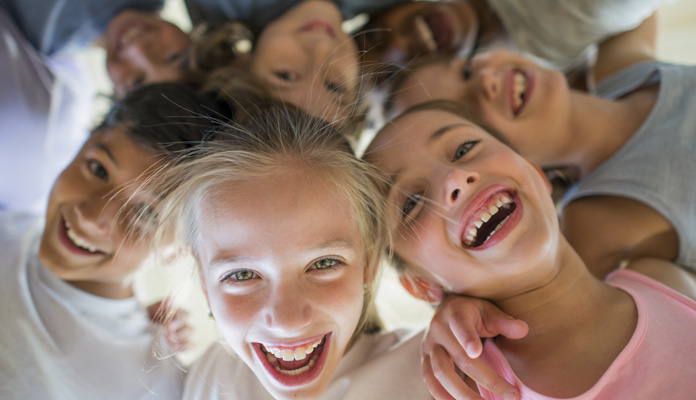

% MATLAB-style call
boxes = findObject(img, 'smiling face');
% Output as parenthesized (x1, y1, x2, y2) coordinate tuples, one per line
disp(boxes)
(393, 51, 571, 165)
(250, 1, 359, 122)
(359, 1, 479, 70)
(195, 168, 366, 399)
(365, 107, 559, 299)
(103, 10, 191, 98)
(39, 126, 166, 298)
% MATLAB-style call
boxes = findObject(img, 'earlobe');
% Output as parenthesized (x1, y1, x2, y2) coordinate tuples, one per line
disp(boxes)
(399, 272, 445, 304)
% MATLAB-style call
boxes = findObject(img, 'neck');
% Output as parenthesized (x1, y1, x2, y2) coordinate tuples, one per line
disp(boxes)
(548, 87, 656, 178)
(494, 236, 622, 343)
(67, 279, 134, 299)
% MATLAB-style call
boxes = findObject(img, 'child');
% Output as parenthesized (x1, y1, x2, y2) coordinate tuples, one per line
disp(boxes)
(364, 100, 696, 399)
(0, 82, 228, 399)
(146, 105, 432, 399)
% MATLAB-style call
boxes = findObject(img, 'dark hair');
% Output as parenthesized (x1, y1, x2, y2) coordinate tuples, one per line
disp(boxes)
(95, 82, 233, 155)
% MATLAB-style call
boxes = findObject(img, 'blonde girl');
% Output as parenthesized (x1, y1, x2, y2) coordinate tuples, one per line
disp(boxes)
(148, 106, 432, 399)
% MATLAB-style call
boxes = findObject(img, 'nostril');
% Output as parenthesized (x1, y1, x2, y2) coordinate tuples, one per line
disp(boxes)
(451, 189, 460, 201)
(467, 176, 475, 184)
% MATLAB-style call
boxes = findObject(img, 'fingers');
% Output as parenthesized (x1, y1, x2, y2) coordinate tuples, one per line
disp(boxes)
(425, 347, 485, 400)
(443, 345, 519, 400)
(480, 302, 529, 340)
(422, 352, 465, 400)
(164, 311, 192, 352)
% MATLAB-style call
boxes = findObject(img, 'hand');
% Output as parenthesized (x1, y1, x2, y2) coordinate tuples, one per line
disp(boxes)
(147, 298, 192, 352)
(422, 294, 528, 400)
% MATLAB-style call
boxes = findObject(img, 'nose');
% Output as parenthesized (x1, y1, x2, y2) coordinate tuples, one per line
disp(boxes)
(308, 37, 332, 68)
(442, 167, 479, 207)
(264, 279, 313, 334)
(463, 58, 499, 101)
(74, 191, 123, 238)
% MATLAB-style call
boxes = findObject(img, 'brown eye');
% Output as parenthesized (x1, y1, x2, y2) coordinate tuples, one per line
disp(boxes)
(87, 160, 108, 181)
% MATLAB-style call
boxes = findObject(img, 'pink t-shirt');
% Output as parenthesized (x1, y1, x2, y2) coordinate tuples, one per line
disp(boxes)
(477, 269, 696, 399)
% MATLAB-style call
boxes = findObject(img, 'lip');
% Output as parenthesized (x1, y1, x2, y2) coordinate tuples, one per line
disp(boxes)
(457, 185, 523, 251)
(299, 19, 336, 39)
(409, 9, 454, 54)
(507, 69, 535, 117)
(58, 216, 104, 257)
(111, 20, 147, 53)
(253, 332, 332, 387)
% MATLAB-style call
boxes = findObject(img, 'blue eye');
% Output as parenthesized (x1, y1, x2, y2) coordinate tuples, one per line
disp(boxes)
(222, 269, 257, 283)
(87, 160, 108, 181)
(402, 193, 422, 219)
(453, 140, 480, 161)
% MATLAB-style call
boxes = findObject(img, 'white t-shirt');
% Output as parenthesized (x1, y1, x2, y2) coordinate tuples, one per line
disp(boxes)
(184, 328, 433, 399)
(0, 211, 184, 399)
(0, 9, 92, 215)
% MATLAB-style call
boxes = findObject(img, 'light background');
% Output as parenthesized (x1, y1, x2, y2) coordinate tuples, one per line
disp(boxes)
(77, 0, 696, 364)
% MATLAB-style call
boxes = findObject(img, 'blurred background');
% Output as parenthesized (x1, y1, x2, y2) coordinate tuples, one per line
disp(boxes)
(74, 0, 696, 364)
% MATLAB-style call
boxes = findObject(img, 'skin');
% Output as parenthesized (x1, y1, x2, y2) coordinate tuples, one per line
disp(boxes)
(194, 169, 367, 399)
(250, 1, 359, 123)
(39, 126, 167, 299)
(392, 49, 683, 280)
(366, 109, 642, 398)
(358, 0, 483, 70)
(101, 9, 191, 99)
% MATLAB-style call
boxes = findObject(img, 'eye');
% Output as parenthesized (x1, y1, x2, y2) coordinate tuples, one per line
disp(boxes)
(87, 160, 108, 181)
(453, 140, 480, 161)
(221, 269, 258, 283)
(166, 50, 186, 64)
(326, 81, 347, 94)
(402, 193, 422, 219)
(274, 70, 295, 82)
(128, 76, 145, 93)
(310, 258, 342, 271)
(135, 203, 158, 224)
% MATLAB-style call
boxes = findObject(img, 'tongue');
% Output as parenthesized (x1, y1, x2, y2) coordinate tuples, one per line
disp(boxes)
(277, 357, 311, 371)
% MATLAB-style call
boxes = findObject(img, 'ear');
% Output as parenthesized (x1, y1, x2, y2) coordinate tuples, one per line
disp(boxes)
(399, 271, 445, 304)
(527, 160, 552, 194)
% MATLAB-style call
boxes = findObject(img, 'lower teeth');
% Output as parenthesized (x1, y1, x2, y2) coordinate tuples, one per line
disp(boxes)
(275, 358, 316, 375)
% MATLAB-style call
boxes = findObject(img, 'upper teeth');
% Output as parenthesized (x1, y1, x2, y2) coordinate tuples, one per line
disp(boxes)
(65, 223, 99, 253)
(414, 16, 437, 52)
(263, 337, 323, 362)
(120, 26, 144, 47)
(513, 71, 527, 112)
(463, 193, 513, 246)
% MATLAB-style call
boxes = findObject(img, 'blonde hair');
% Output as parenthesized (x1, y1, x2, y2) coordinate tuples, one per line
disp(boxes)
(150, 106, 388, 335)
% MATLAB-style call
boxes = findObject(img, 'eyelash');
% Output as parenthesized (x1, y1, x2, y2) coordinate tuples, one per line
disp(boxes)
(275, 71, 294, 81)
(401, 192, 423, 220)
(220, 269, 257, 283)
(310, 257, 345, 271)
(87, 159, 108, 181)
(326, 81, 347, 94)
(453, 140, 480, 161)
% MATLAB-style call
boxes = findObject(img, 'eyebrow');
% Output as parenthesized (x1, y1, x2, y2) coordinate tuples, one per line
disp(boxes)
(387, 122, 473, 187)
(207, 240, 357, 269)
(96, 143, 118, 167)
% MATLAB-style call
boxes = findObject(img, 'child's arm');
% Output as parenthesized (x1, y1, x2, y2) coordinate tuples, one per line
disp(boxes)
(625, 257, 696, 301)
(421, 294, 528, 400)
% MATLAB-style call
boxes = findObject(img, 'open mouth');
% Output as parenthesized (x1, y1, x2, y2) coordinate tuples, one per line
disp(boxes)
(299, 19, 336, 39)
(255, 333, 330, 386)
(511, 70, 529, 116)
(61, 218, 102, 255)
(413, 10, 453, 53)
(462, 191, 517, 248)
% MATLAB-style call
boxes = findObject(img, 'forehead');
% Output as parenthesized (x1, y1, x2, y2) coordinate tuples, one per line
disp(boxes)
(87, 126, 167, 170)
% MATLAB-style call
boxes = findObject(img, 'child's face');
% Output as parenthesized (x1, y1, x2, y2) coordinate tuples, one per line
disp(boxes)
(365, 109, 559, 300)
(195, 169, 366, 399)
(103, 10, 191, 99)
(39, 126, 166, 291)
(393, 51, 570, 165)
(358, 0, 479, 69)
(250, 1, 359, 122)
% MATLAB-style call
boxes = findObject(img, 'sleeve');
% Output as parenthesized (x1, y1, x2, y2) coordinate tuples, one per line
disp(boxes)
(0, 0, 164, 54)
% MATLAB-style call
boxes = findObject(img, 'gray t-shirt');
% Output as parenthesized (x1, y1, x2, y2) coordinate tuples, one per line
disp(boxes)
(561, 61, 696, 271)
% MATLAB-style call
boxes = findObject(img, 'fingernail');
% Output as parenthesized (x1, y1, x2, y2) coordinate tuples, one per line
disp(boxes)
(466, 343, 480, 358)
(504, 391, 519, 400)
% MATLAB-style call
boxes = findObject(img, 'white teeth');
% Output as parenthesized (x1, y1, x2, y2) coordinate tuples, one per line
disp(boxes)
(513, 72, 527, 112)
(276, 359, 316, 375)
(119, 26, 143, 46)
(65, 223, 99, 253)
(463, 193, 515, 247)
(414, 16, 437, 52)
(264, 337, 324, 363)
